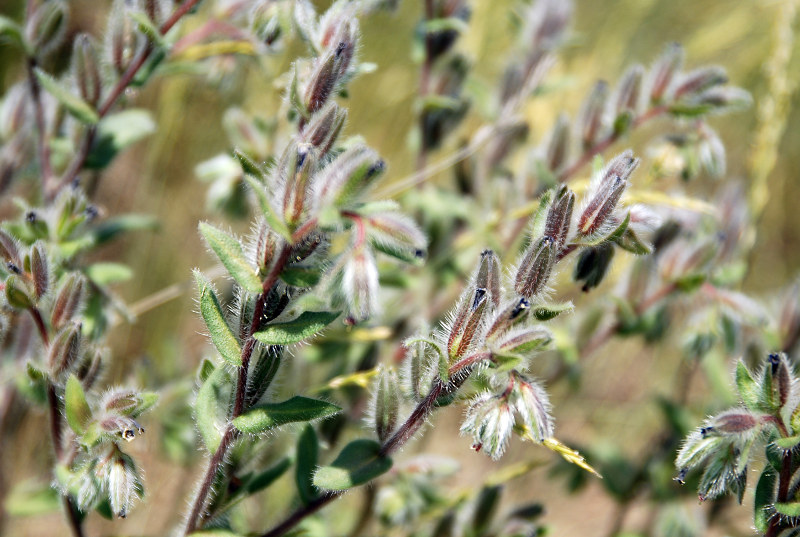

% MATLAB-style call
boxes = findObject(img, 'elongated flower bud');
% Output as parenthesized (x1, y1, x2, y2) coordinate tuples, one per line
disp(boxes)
(460, 391, 514, 460)
(72, 34, 102, 107)
(103, 389, 158, 418)
(615, 64, 644, 115)
(494, 326, 551, 357)
(475, 250, 501, 308)
(51, 273, 87, 330)
(106, 0, 144, 77)
(0, 228, 21, 266)
(304, 46, 343, 115)
(579, 80, 609, 149)
(373, 368, 400, 443)
(512, 373, 553, 442)
(545, 113, 570, 173)
(649, 42, 683, 103)
(103, 449, 142, 518)
(486, 298, 530, 339)
(25, 0, 69, 58)
(29, 242, 49, 299)
(303, 102, 347, 157)
(314, 145, 385, 208)
(767, 352, 792, 409)
(674, 66, 727, 99)
(514, 236, 556, 299)
(342, 246, 379, 323)
(282, 143, 317, 227)
(545, 185, 574, 250)
(578, 151, 638, 236)
(365, 211, 426, 263)
(447, 286, 490, 360)
(48, 322, 82, 376)
(703, 411, 759, 437)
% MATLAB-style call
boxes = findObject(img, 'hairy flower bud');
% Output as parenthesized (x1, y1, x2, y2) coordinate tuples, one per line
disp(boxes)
(100, 415, 145, 442)
(342, 246, 379, 323)
(4, 274, 33, 309)
(25, 0, 69, 58)
(103, 389, 158, 418)
(250, 0, 286, 46)
(460, 391, 514, 460)
(674, 66, 727, 99)
(545, 113, 570, 173)
(314, 145, 385, 208)
(705, 411, 760, 436)
(304, 44, 346, 115)
(282, 143, 317, 227)
(615, 64, 644, 115)
(51, 273, 87, 330)
(512, 373, 553, 442)
(578, 150, 638, 236)
(767, 352, 792, 409)
(493, 326, 552, 358)
(779, 280, 800, 352)
(72, 34, 102, 107)
(578, 80, 609, 149)
(475, 250, 501, 308)
(514, 236, 556, 299)
(447, 286, 490, 360)
(486, 298, 530, 339)
(76, 346, 104, 390)
(574, 242, 615, 292)
(545, 185, 574, 250)
(302, 102, 347, 157)
(373, 368, 400, 443)
(29, 241, 49, 299)
(0, 228, 21, 266)
(48, 322, 82, 376)
(649, 42, 683, 103)
(106, 0, 145, 77)
(102, 449, 142, 518)
(365, 211, 426, 263)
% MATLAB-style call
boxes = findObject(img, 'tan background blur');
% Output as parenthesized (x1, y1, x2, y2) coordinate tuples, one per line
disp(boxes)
(1, 0, 799, 535)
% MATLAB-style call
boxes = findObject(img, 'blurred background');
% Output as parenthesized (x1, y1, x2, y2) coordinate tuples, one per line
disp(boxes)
(1, 0, 799, 535)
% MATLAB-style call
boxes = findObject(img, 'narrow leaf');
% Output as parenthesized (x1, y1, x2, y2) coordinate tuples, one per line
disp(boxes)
(232, 396, 340, 434)
(195, 366, 233, 453)
(253, 311, 340, 345)
(243, 176, 293, 242)
(246, 457, 292, 494)
(775, 501, 800, 517)
(754, 467, 776, 533)
(313, 439, 392, 491)
(85, 109, 156, 169)
(533, 301, 573, 321)
(65, 374, 92, 435)
(194, 270, 242, 367)
(199, 223, 262, 294)
(295, 424, 319, 505)
(34, 68, 99, 124)
(736, 361, 759, 411)
(85, 262, 133, 285)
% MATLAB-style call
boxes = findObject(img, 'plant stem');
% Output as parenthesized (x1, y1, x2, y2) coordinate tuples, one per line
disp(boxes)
(767, 416, 793, 537)
(52, 0, 205, 199)
(184, 244, 293, 534)
(25, 59, 55, 195)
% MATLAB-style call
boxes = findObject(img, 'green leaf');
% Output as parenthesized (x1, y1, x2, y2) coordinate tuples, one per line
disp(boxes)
(736, 361, 759, 411)
(0, 15, 23, 49)
(280, 267, 322, 287)
(233, 396, 340, 434)
(774, 435, 800, 450)
(91, 214, 159, 245)
(194, 270, 242, 367)
(754, 467, 775, 533)
(243, 176, 293, 242)
(246, 456, 292, 495)
(775, 501, 800, 517)
(199, 222, 262, 294)
(34, 68, 99, 124)
(614, 227, 652, 255)
(533, 301, 574, 321)
(233, 149, 268, 181)
(313, 439, 392, 491)
(85, 262, 133, 285)
(5, 481, 60, 516)
(188, 531, 243, 537)
(85, 109, 157, 169)
(296, 424, 319, 505)
(253, 311, 341, 345)
(128, 10, 167, 48)
(65, 375, 92, 435)
(195, 366, 233, 452)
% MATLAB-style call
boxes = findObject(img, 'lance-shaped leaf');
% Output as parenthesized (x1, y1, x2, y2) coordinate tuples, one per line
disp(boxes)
(85, 109, 156, 169)
(199, 223, 262, 294)
(754, 467, 776, 534)
(194, 270, 242, 366)
(532, 301, 574, 321)
(34, 68, 99, 124)
(735, 360, 759, 411)
(233, 396, 340, 434)
(195, 366, 233, 452)
(295, 424, 319, 505)
(253, 311, 340, 345)
(65, 374, 92, 435)
(243, 175, 293, 242)
(313, 439, 392, 491)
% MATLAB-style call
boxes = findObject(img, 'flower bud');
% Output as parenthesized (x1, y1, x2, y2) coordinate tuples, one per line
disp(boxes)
(102, 448, 142, 518)
(767, 352, 792, 409)
(523, 0, 572, 51)
(51, 273, 87, 330)
(578, 80, 609, 149)
(545, 185, 574, 250)
(366, 211, 427, 263)
(494, 326, 552, 358)
(475, 250, 501, 308)
(512, 373, 553, 442)
(373, 368, 400, 443)
(545, 113, 570, 173)
(100, 415, 145, 442)
(578, 150, 638, 236)
(704, 411, 759, 436)
(4, 274, 33, 310)
(674, 66, 727, 100)
(282, 143, 317, 227)
(0, 228, 21, 266)
(48, 322, 82, 376)
(223, 108, 269, 158)
(694, 86, 752, 110)
(649, 42, 684, 103)
(29, 241, 49, 299)
(302, 102, 347, 157)
(25, 0, 69, 58)
(106, 0, 145, 77)
(72, 34, 102, 107)
(304, 42, 349, 115)
(574, 242, 615, 292)
(103, 388, 158, 418)
(460, 391, 514, 460)
(514, 236, 556, 299)
(446, 285, 491, 362)
(486, 298, 530, 339)
(614, 64, 644, 115)
(342, 246, 379, 322)
(314, 144, 385, 208)
(76, 346, 104, 390)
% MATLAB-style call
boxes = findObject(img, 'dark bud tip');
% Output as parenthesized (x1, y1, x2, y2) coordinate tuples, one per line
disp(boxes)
(26, 211, 37, 223)
(472, 288, 487, 311)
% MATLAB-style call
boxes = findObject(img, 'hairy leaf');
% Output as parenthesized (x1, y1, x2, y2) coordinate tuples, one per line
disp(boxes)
(313, 439, 392, 491)
(232, 396, 340, 434)
(199, 223, 262, 294)
(194, 270, 242, 367)
(253, 311, 340, 345)
(65, 374, 92, 435)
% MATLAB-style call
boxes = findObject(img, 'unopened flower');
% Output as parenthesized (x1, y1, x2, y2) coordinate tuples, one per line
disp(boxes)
(51, 273, 87, 330)
(578, 80, 609, 149)
(514, 236, 556, 299)
(648, 42, 683, 103)
(72, 34, 102, 107)
(511, 373, 553, 442)
(578, 150, 638, 237)
(102, 448, 143, 518)
(460, 391, 515, 460)
(614, 64, 644, 115)
(544, 185, 575, 250)
(342, 246, 379, 322)
(544, 113, 570, 173)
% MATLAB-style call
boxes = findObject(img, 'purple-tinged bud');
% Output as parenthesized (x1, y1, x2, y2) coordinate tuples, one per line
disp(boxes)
(614, 64, 644, 115)
(523, 0, 572, 51)
(314, 145, 385, 208)
(72, 34, 102, 107)
(103, 389, 158, 418)
(709, 411, 759, 436)
(447, 287, 490, 360)
(574, 242, 615, 292)
(485, 120, 529, 170)
(578, 151, 638, 236)
(694, 86, 752, 110)
(100, 415, 145, 442)
(674, 66, 727, 99)
(649, 42, 684, 103)
(545, 185, 575, 250)
(373, 368, 400, 443)
(545, 113, 570, 173)
(365, 211, 426, 263)
(4, 274, 33, 309)
(304, 47, 343, 115)
(25, 0, 69, 58)
(29, 242, 49, 299)
(0, 228, 22, 266)
(514, 236, 556, 299)
(255, 222, 278, 274)
(76, 346, 104, 390)
(486, 298, 530, 339)
(494, 326, 551, 357)
(223, 108, 269, 158)
(342, 246, 379, 322)
(331, 21, 358, 80)
(512, 373, 553, 442)
(578, 80, 609, 149)
(144, 0, 168, 26)
(103, 448, 142, 518)
(767, 352, 792, 409)
(475, 250, 501, 309)
(282, 143, 317, 227)
(106, 0, 145, 77)
(302, 102, 347, 157)
(48, 322, 82, 376)
(460, 391, 514, 460)
(250, 0, 284, 46)
(51, 273, 87, 330)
